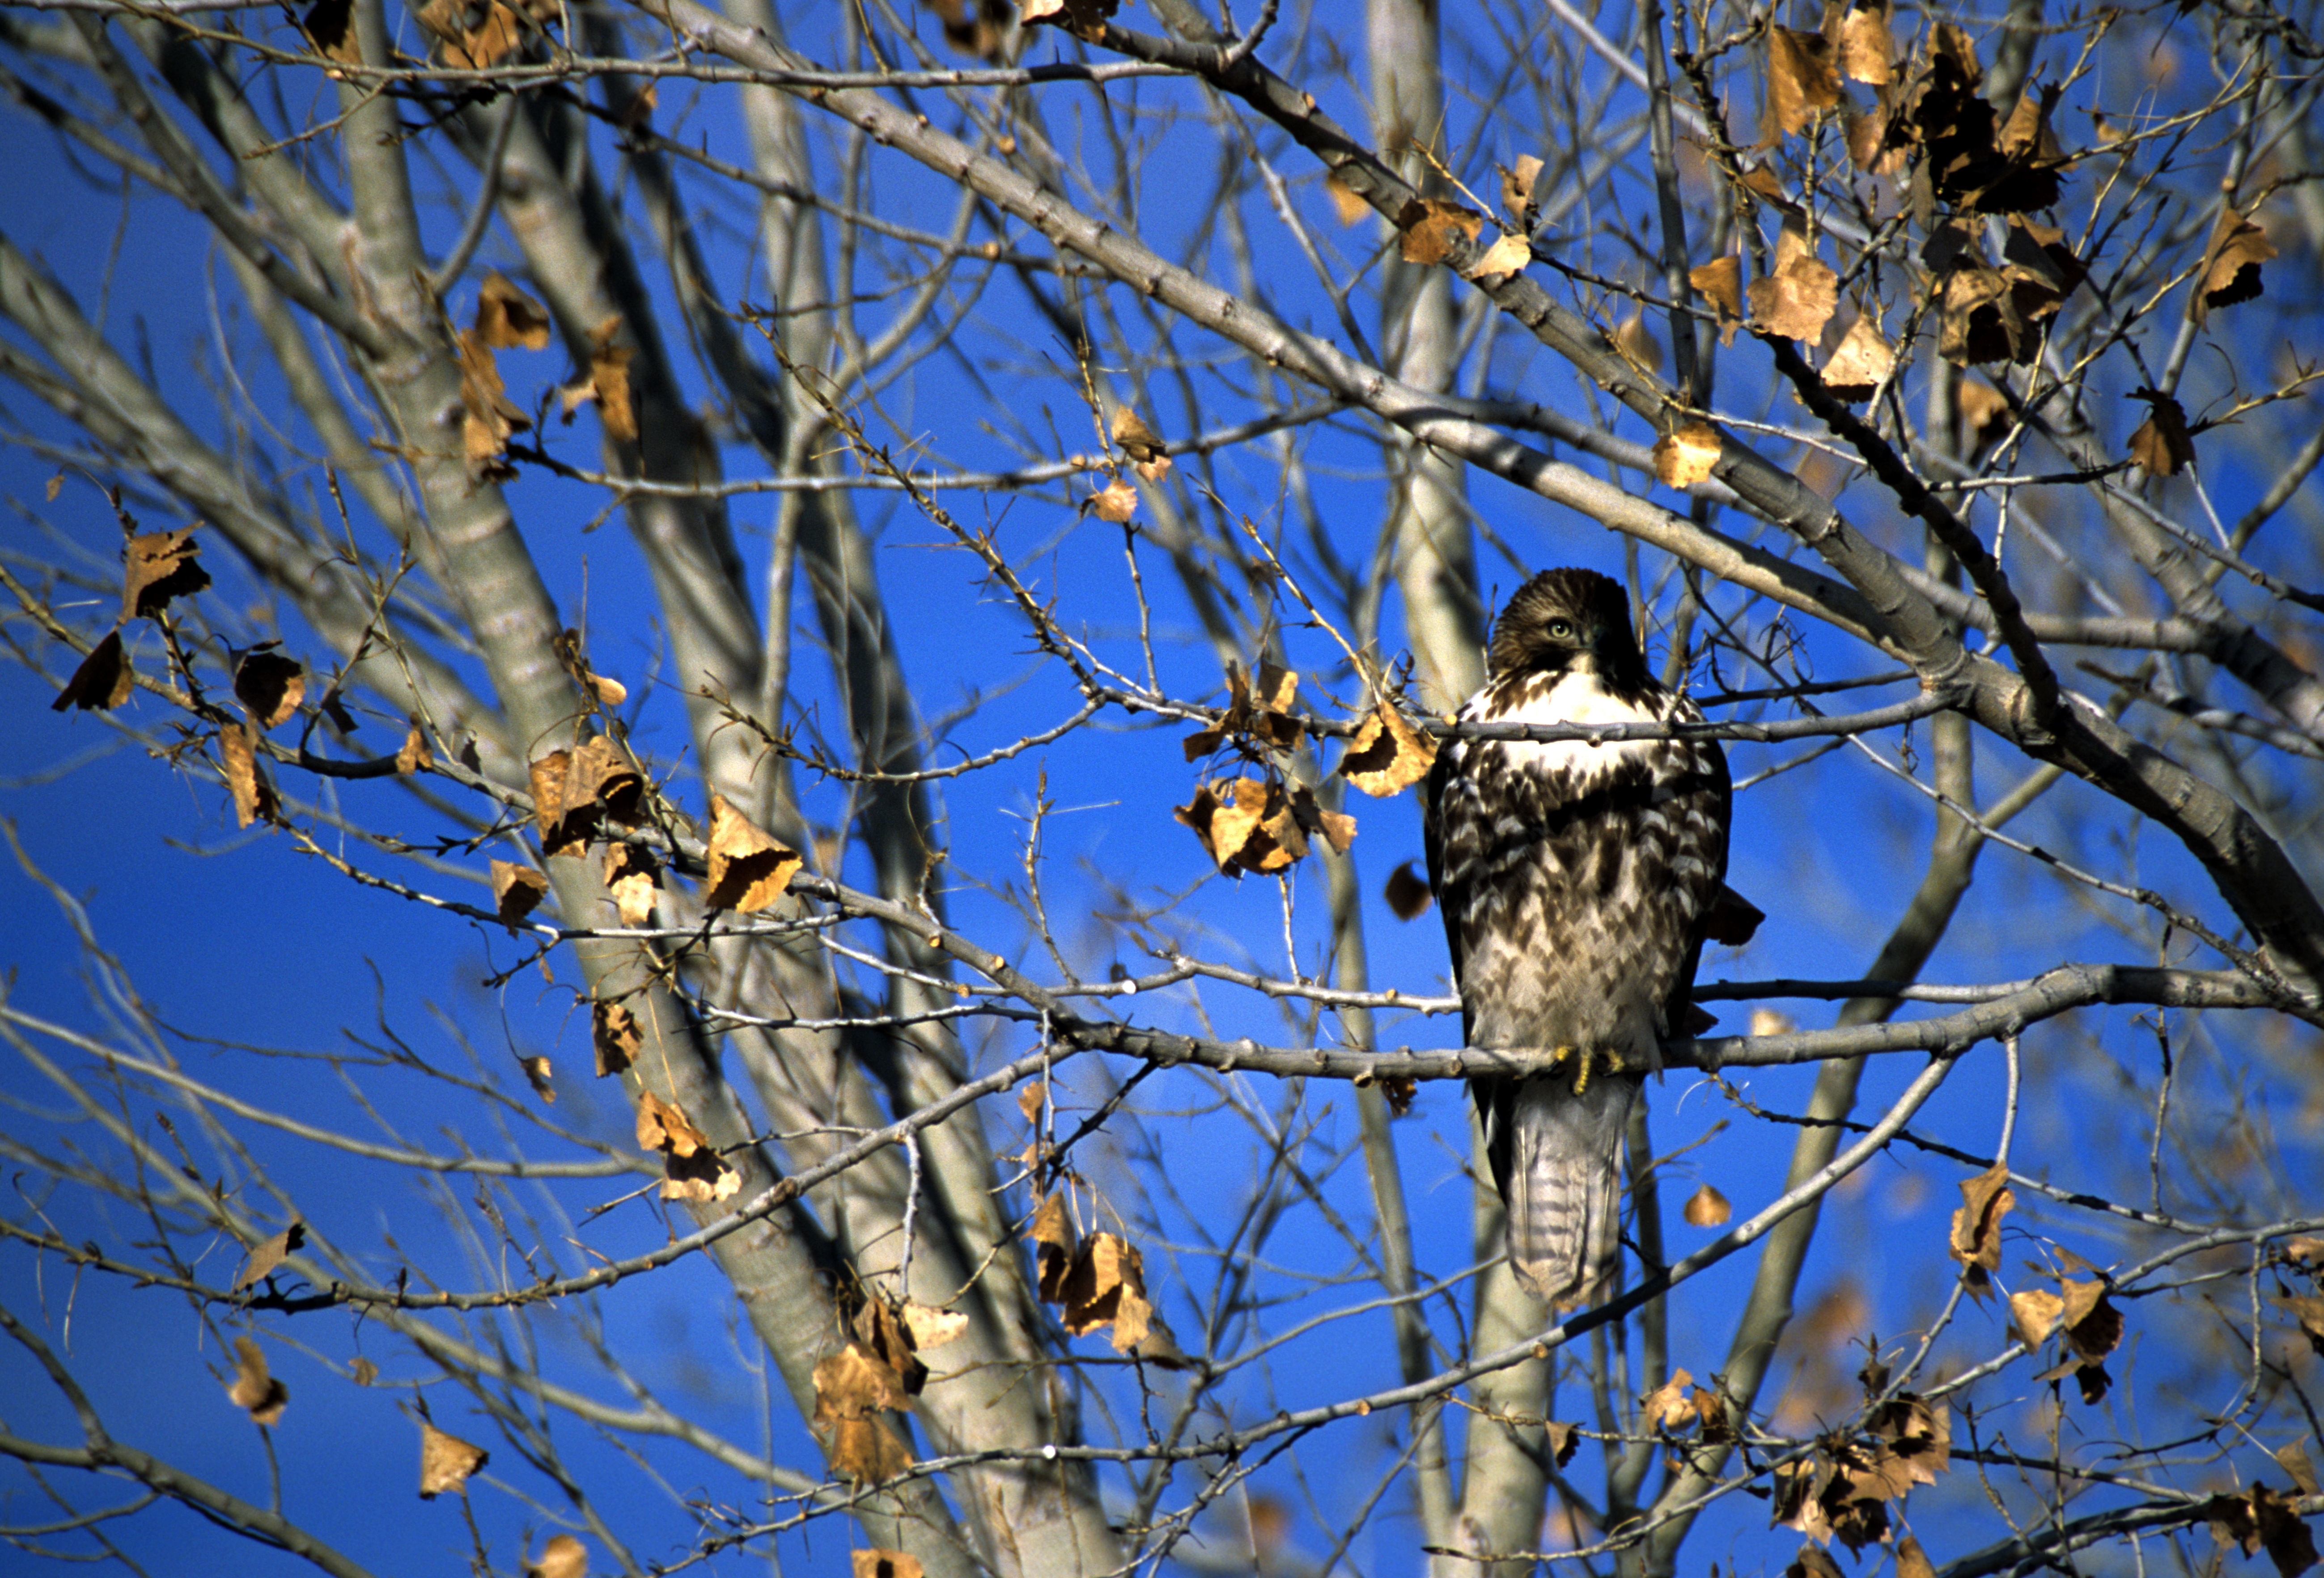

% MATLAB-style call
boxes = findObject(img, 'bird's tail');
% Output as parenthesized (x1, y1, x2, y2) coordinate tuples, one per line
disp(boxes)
(1502, 1073, 1640, 1308)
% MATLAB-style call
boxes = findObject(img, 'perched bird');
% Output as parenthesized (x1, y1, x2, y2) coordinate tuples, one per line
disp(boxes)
(1421, 568, 1733, 1307)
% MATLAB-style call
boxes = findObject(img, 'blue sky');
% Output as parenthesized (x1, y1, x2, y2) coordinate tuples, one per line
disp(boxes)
(5, 7, 2320, 1575)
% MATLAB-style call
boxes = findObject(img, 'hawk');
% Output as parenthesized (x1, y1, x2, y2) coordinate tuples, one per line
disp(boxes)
(1421, 567, 1734, 1307)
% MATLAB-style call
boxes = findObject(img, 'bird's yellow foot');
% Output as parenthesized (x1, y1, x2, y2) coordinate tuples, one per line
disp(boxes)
(1568, 1046, 1623, 1095)
(1541, 1044, 1589, 1093)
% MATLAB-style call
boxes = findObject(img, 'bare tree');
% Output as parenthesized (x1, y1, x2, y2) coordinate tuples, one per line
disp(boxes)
(4, 0, 2323, 1575)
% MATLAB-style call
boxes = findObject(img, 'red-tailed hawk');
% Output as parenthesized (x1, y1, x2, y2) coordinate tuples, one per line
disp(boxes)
(1421, 568, 1733, 1307)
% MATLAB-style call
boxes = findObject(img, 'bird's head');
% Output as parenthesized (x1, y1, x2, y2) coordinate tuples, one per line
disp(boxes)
(1486, 567, 1650, 691)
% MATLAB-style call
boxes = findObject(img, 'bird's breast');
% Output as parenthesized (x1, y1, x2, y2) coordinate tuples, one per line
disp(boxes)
(1465, 670, 1670, 789)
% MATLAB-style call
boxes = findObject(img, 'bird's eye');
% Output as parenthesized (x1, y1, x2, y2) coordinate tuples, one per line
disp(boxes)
(1546, 618, 1574, 640)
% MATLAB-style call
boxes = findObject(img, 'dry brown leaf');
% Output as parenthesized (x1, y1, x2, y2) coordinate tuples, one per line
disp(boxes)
(1089, 478, 1139, 522)
(1642, 1369, 1697, 1431)
(1748, 217, 1839, 342)
(1059, 1232, 1156, 1352)
(1822, 316, 1895, 400)
(705, 793, 802, 912)
(528, 749, 579, 853)
(395, 722, 432, 775)
(1247, 660, 1303, 747)
(476, 272, 551, 351)
(1868, 1392, 1951, 1487)
(1545, 1420, 1580, 1467)
(234, 1221, 306, 1291)
(1395, 197, 1485, 265)
(1683, 1184, 1732, 1226)
(1500, 155, 1545, 221)
(1174, 776, 1308, 877)
(1111, 403, 1172, 480)
(1182, 659, 1304, 757)
(635, 1089, 709, 1157)
(901, 1302, 970, 1351)
(441, 0, 522, 68)
(1910, 37, 2064, 213)
(1955, 379, 2012, 450)
(1748, 1007, 1797, 1036)
(1836, 0, 1894, 83)
(525, 1533, 588, 1578)
(2010, 1286, 2064, 1348)
(1461, 231, 1532, 280)
(602, 842, 659, 927)
(455, 326, 530, 479)
(233, 648, 305, 731)
(1740, 163, 1793, 205)
(581, 668, 628, 707)
(2252, 1485, 2319, 1578)
(2192, 206, 2276, 325)
(853, 1552, 925, 1578)
(852, 1298, 930, 1399)
(228, 1336, 289, 1425)
(663, 1151, 740, 1204)
(1896, 1536, 1936, 1578)
(1192, 776, 1281, 872)
(578, 316, 636, 443)
(636, 1089, 738, 1201)
(51, 630, 134, 713)
(1826, 1490, 1889, 1555)
(490, 859, 549, 928)
(2278, 1441, 2320, 1497)
(1338, 703, 1438, 797)
(564, 735, 643, 827)
(1614, 312, 1662, 374)
(614, 79, 657, 133)
(2285, 1237, 2324, 1267)
(517, 1054, 555, 1103)
(1845, 103, 1903, 174)
(351, 1356, 378, 1386)
(1384, 859, 1433, 919)
(1933, 245, 2025, 365)
(418, 1420, 489, 1497)
(2278, 1293, 2324, 1354)
(1654, 421, 1725, 487)
(219, 722, 281, 830)
(1767, 27, 1841, 140)
(1323, 172, 1370, 226)
(1017, 1078, 1046, 1125)
(2002, 218, 2087, 330)
(301, 0, 360, 64)
(1288, 784, 1357, 854)
(825, 1415, 913, 1484)
(1997, 78, 2064, 161)
(1948, 1160, 2013, 1294)
(1018, 0, 1117, 39)
(2058, 1277, 2122, 1362)
(123, 527, 210, 621)
(1689, 255, 1744, 345)
(1773, 1463, 1832, 1546)
(2128, 388, 2197, 476)
(592, 999, 640, 1077)
(1030, 1190, 1076, 1304)
(813, 1343, 913, 1422)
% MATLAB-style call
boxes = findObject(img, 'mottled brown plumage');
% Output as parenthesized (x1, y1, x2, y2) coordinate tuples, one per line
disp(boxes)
(1421, 568, 1731, 1306)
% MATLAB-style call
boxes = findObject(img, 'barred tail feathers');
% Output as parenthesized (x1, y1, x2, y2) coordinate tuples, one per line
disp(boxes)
(1501, 1073, 1639, 1307)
